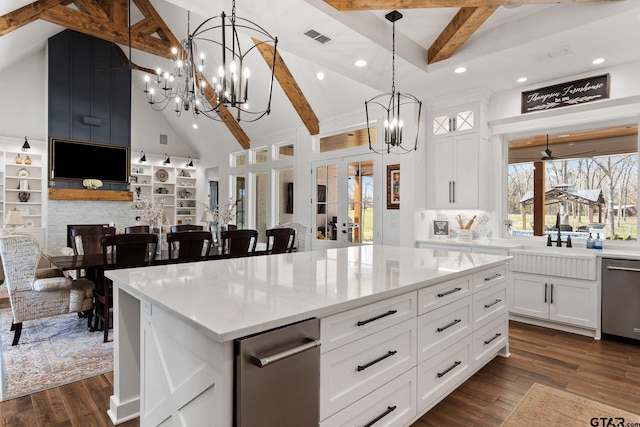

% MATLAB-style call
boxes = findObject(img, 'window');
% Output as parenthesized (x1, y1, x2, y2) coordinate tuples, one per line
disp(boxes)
(507, 125, 638, 241)
(320, 127, 373, 153)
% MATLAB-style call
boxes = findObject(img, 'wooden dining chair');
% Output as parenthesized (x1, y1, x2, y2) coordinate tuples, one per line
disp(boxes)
(170, 224, 203, 233)
(220, 229, 258, 258)
(69, 226, 116, 281)
(125, 225, 151, 234)
(167, 230, 213, 263)
(96, 233, 158, 342)
(265, 228, 296, 254)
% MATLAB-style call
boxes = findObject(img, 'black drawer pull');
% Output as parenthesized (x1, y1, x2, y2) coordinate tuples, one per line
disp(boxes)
(357, 310, 398, 327)
(357, 350, 397, 372)
(437, 287, 462, 298)
(484, 333, 502, 345)
(437, 360, 462, 378)
(436, 318, 462, 333)
(484, 299, 502, 309)
(363, 405, 397, 427)
(484, 273, 502, 281)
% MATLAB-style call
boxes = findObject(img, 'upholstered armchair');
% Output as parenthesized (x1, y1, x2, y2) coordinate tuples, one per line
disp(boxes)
(0, 234, 95, 345)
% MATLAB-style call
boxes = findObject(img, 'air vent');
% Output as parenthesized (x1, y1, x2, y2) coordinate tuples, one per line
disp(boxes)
(304, 29, 331, 44)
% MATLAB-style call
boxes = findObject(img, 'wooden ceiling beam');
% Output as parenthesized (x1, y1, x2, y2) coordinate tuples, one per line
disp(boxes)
(428, 6, 498, 64)
(73, 0, 110, 20)
(252, 37, 320, 136)
(324, 0, 616, 10)
(0, 0, 71, 36)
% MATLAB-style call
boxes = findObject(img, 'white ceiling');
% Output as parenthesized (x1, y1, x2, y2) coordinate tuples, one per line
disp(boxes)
(2, 0, 640, 155)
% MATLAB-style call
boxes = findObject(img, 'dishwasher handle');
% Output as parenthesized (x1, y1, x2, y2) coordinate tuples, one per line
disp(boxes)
(249, 338, 321, 368)
(607, 265, 640, 273)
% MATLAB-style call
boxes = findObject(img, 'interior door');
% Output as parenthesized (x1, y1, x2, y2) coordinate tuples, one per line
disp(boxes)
(312, 157, 376, 249)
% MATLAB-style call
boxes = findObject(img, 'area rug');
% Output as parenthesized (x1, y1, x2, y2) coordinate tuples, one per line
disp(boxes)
(0, 308, 113, 401)
(501, 383, 640, 426)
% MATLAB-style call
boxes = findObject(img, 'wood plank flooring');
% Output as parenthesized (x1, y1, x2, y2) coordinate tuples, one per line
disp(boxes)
(1, 321, 639, 426)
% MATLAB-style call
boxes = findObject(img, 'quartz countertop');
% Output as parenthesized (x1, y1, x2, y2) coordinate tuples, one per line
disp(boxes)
(106, 245, 510, 343)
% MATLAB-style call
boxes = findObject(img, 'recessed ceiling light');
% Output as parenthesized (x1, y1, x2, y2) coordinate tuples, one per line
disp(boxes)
(316, 72, 325, 81)
(517, 77, 528, 83)
(592, 58, 605, 65)
(355, 59, 367, 67)
(192, 124, 198, 129)
(454, 67, 467, 74)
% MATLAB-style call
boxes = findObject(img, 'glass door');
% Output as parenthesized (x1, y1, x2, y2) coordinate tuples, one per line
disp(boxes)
(312, 156, 375, 249)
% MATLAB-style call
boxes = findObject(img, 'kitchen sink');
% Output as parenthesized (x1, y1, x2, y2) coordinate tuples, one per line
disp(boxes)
(509, 246, 597, 280)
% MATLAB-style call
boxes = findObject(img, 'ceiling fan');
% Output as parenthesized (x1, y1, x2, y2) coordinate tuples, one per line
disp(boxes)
(540, 134, 595, 161)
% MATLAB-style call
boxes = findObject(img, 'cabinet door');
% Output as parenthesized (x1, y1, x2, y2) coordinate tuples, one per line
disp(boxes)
(451, 134, 479, 209)
(511, 273, 549, 320)
(432, 138, 454, 208)
(549, 277, 597, 328)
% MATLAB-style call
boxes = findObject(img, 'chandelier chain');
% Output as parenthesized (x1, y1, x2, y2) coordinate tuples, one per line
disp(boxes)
(391, 20, 396, 94)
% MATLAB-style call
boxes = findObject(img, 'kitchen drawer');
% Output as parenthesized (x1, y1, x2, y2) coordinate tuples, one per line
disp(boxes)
(418, 275, 471, 315)
(472, 314, 508, 369)
(320, 318, 417, 420)
(321, 292, 417, 353)
(417, 335, 471, 414)
(472, 263, 508, 291)
(319, 368, 417, 427)
(472, 282, 507, 330)
(417, 296, 472, 364)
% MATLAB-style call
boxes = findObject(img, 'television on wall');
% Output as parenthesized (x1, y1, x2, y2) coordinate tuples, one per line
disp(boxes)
(49, 137, 130, 184)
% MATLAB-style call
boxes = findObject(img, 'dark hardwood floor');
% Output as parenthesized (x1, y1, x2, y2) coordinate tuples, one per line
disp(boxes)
(1, 321, 638, 426)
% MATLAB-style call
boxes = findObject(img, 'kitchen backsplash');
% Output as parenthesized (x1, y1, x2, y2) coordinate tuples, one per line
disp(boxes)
(417, 210, 495, 241)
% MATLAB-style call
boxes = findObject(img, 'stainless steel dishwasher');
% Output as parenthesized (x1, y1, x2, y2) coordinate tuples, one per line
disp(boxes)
(602, 258, 640, 343)
(234, 318, 321, 427)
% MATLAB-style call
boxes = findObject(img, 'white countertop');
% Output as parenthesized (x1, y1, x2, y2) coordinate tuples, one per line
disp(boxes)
(106, 244, 509, 343)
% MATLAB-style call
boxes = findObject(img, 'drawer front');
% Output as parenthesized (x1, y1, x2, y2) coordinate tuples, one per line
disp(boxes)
(418, 275, 471, 315)
(472, 314, 508, 369)
(472, 263, 508, 291)
(417, 296, 472, 364)
(417, 335, 472, 414)
(472, 282, 507, 330)
(320, 318, 417, 420)
(321, 292, 417, 353)
(320, 368, 417, 427)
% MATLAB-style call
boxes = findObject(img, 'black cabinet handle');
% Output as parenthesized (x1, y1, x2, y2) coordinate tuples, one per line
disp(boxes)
(357, 310, 398, 327)
(436, 318, 462, 333)
(437, 287, 462, 298)
(437, 360, 462, 378)
(550, 284, 554, 304)
(363, 405, 397, 427)
(544, 283, 548, 303)
(484, 273, 502, 282)
(452, 181, 455, 203)
(448, 181, 452, 203)
(484, 299, 502, 309)
(357, 350, 397, 372)
(484, 333, 502, 345)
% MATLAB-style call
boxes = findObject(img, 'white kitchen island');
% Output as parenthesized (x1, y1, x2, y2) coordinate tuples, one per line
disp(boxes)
(106, 244, 510, 426)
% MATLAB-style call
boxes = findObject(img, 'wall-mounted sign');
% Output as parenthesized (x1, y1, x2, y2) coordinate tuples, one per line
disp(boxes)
(433, 220, 449, 236)
(521, 74, 610, 114)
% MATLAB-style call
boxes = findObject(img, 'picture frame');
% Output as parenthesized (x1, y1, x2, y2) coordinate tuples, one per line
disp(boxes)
(386, 164, 400, 209)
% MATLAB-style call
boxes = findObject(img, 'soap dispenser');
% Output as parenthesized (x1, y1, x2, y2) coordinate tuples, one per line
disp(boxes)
(594, 233, 603, 249)
(547, 234, 553, 246)
(586, 233, 595, 249)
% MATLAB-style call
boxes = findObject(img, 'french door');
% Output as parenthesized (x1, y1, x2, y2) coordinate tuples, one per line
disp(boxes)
(312, 156, 376, 249)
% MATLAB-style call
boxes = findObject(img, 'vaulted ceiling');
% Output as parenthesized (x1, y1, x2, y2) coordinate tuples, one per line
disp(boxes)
(1, 0, 639, 154)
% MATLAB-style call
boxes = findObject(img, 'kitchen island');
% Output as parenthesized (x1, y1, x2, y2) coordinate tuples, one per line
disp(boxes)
(106, 244, 510, 426)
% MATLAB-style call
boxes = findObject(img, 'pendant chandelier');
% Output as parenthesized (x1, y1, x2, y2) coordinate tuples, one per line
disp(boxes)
(365, 11, 422, 154)
(143, 0, 278, 122)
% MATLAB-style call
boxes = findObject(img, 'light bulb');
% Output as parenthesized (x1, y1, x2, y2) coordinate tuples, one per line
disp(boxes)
(384, 120, 389, 128)
(218, 65, 224, 78)
(198, 64, 204, 72)
(230, 60, 237, 73)
(171, 47, 178, 55)
(177, 60, 184, 68)
(244, 67, 250, 78)
(144, 75, 150, 82)
(149, 88, 155, 95)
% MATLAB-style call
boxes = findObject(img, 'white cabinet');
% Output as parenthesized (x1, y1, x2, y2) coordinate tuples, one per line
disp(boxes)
(511, 272, 597, 329)
(430, 103, 477, 137)
(430, 133, 484, 209)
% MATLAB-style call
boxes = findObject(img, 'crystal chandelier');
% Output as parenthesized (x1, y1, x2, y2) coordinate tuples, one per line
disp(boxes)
(143, 0, 278, 122)
(365, 11, 422, 154)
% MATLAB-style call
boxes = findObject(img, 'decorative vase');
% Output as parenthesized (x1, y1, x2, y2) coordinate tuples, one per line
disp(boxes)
(18, 192, 30, 202)
(15, 153, 22, 164)
(24, 155, 32, 165)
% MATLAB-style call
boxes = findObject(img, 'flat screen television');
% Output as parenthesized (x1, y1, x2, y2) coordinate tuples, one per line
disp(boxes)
(49, 137, 130, 184)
